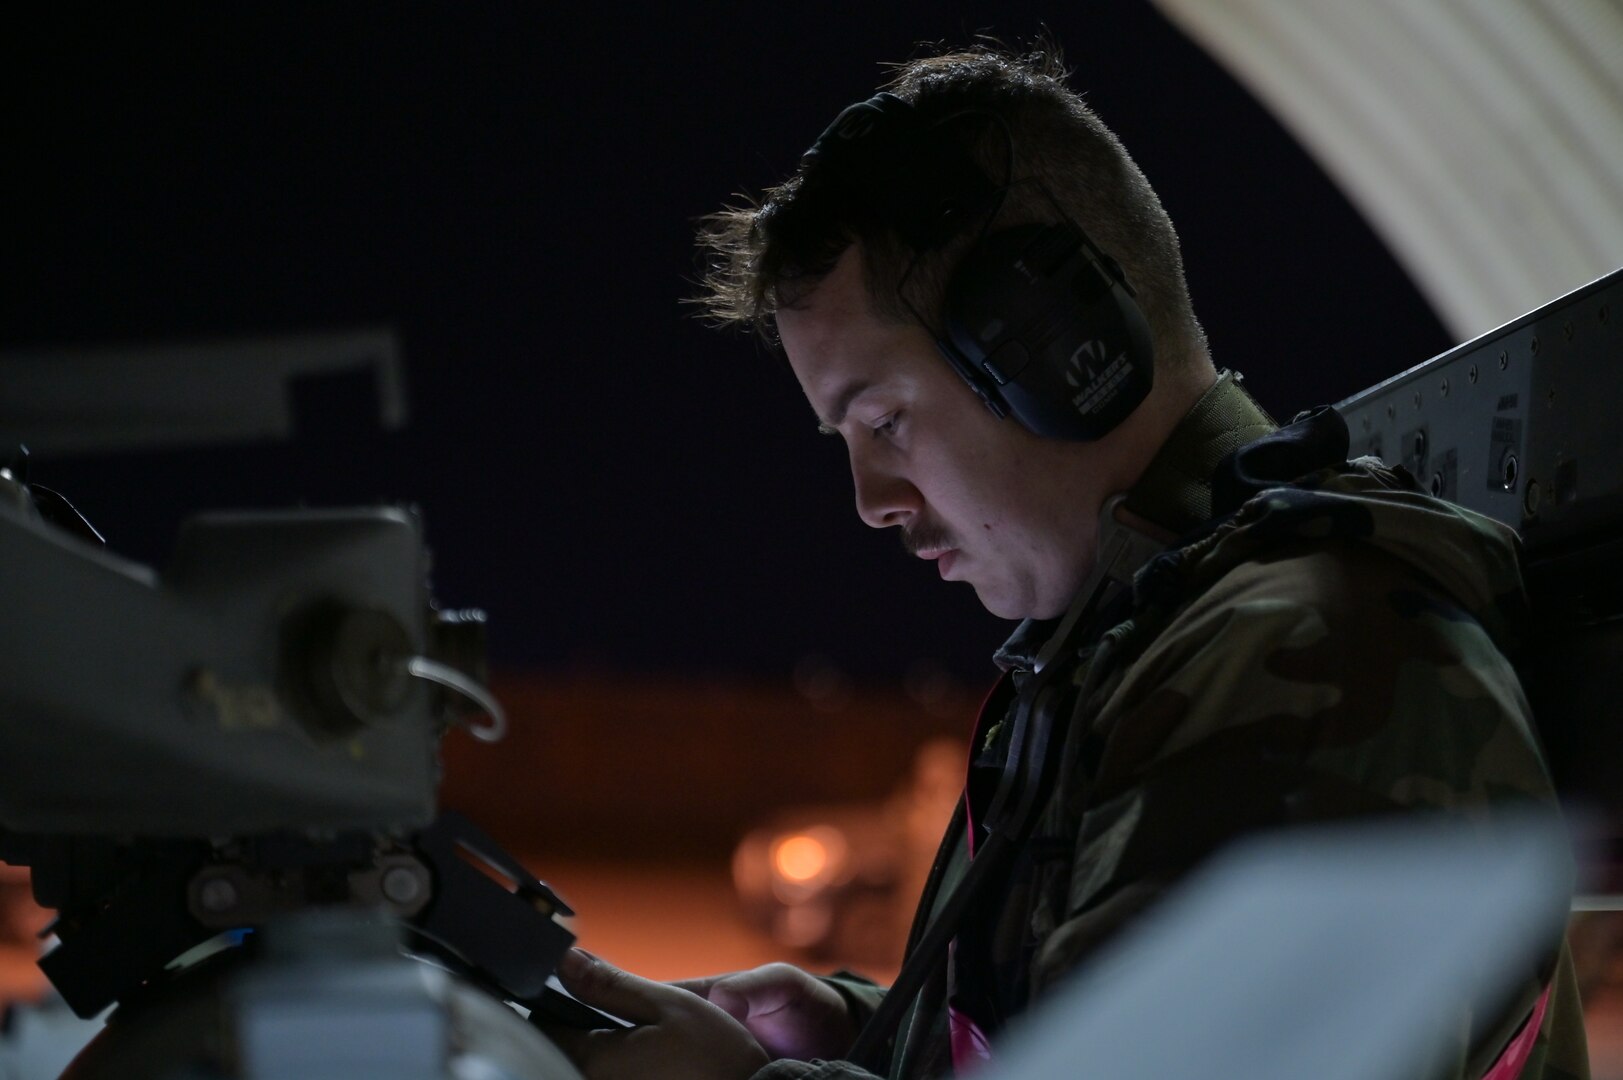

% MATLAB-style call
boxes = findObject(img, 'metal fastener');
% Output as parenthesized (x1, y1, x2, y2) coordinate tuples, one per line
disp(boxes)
(382, 866, 422, 906)
(199, 878, 240, 915)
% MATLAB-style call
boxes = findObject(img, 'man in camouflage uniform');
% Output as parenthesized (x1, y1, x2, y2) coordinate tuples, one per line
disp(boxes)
(546, 43, 1590, 1080)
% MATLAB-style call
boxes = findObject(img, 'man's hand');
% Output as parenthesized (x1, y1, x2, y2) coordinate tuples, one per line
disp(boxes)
(673, 962, 854, 1062)
(546, 949, 770, 1080)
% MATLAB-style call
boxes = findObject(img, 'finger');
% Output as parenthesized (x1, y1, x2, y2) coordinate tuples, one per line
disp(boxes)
(668, 974, 722, 997)
(670, 973, 755, 1021)
(556, 949, 683, 1028)
(705, 964, 803, 1018)
(688, 985, 751, 1022)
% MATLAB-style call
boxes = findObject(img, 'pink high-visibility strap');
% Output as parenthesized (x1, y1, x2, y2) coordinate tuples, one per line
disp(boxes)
(1482, 983, 1552, 1080)
(949, 1003, 993, 1073)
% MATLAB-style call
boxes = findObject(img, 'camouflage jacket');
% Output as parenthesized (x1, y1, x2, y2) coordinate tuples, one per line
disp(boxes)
(755, 373, 1589, 1080)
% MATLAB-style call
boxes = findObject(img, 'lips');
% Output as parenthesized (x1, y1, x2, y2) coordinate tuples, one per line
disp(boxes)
(917, 549, 958, 578)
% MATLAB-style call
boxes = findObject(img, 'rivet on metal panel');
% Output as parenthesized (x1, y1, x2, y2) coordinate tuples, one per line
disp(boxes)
(1499, 350, 1509, 370)
(1564, 322, 1574, 341)
(1413, 391, 1423, 409)
(1524, 480, 1541, 517)
(1469, 364, 1479, 384)
(1531, 336, 1541, 356)
(199, 877, 239, 915)
(1440, 378, 1450, 397)
(382, 866, 423, 906)
(1386, 403, 1395, 420)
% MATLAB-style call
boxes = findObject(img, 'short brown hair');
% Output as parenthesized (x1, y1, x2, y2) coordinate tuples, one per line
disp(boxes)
(694, 41, 1207, 370)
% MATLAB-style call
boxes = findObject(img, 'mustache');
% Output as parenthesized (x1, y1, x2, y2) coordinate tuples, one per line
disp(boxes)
(900, 520, 957, 556)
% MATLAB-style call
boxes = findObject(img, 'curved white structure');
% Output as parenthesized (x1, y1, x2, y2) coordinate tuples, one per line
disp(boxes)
(1153, 0, 1623, 339)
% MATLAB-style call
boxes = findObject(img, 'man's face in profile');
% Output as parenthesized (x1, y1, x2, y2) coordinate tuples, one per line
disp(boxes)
(778, 246, 1107, 621)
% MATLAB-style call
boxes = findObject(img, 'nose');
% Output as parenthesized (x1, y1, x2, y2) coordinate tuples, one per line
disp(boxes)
(850, 453, 921, 529)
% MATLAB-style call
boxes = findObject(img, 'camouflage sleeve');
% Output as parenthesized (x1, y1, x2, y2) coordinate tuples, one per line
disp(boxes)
(1029, 539, 1572, 1075)
(819, 971, 886, 1032)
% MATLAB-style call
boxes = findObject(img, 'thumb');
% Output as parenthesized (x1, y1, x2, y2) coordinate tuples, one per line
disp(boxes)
(556, 949, 675, 1026)
(669, 971, 766, 1019)
(669, 974, 721, 998)
(702, 965, 808, 1022)
(706, 977, 756, 1022)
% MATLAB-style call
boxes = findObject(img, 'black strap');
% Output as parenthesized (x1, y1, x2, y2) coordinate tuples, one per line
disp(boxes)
(846, 499, 1167, 1071)
(845, 631, 1088, 1071)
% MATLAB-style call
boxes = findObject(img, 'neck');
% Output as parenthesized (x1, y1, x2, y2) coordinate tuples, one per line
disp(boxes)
(1122, 369, 1277, 535)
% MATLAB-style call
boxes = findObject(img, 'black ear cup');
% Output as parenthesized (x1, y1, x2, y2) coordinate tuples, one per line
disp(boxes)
(942, 223, 1154, 441)
(801, 93, 1156, 441)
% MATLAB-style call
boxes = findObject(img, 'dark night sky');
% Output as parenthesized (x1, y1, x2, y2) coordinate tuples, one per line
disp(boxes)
(4, 4, 1449, 684)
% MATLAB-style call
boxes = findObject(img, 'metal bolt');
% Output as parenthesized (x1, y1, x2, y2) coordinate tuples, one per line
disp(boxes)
(1524, 480, 1541, 517)
(1413, 390, 1423, 409)
(1413, 429, 1427, 460)
(1440, 377, 1450, 397)
(1386, 403, 1395, 419)
(199, 878, 239, 914)
(1469, 364, 1479, 384)
(1499, 350, 1509, 370)
(382, 866, 422, 906)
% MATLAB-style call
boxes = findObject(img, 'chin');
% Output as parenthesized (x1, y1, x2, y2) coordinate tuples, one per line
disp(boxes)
(976, 571, 1086, 622)
(972, 582, 1040, 622)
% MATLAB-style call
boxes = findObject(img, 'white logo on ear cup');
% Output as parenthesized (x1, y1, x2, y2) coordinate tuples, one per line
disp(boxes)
(1065, 340, 1105, 387)
(1066, 340, 1130, 415)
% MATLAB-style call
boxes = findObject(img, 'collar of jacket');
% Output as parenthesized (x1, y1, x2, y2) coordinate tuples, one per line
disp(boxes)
(992, 370, 1277, 672)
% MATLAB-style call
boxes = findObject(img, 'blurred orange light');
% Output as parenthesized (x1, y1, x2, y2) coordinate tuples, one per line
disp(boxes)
(773, 835, 828, 882)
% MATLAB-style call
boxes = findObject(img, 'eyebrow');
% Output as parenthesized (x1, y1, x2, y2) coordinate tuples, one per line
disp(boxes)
(817, 379, 875, 434)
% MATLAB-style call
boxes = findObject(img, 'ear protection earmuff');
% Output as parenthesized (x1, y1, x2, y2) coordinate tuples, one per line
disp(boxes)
(802, 92, 1154, 441)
